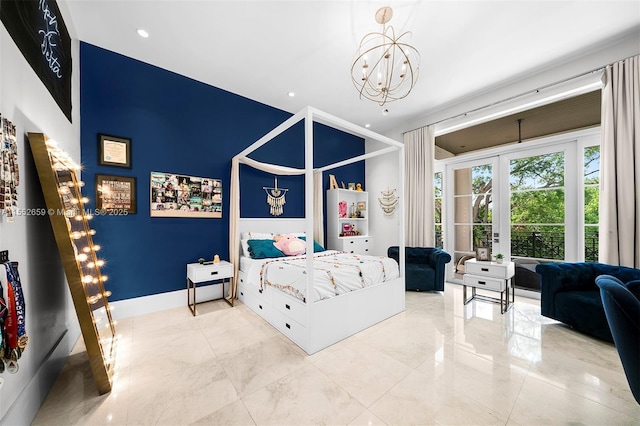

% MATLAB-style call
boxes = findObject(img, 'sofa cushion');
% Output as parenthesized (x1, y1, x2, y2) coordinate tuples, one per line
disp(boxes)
(555, 290, 612, 341)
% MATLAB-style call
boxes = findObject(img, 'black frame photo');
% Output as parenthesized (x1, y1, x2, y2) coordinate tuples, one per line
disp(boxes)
(98, 134, 131, 168)
(95, 174, 137, 214)
(476, 246, 491, 261)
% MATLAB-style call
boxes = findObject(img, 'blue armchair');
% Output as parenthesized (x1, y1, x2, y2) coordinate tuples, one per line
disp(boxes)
(596, 275, 640, 404)
(536, 262, 640, 342)
(388, 246, 452, 291)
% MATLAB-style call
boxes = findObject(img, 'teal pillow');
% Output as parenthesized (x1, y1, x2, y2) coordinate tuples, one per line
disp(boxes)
(247, 239, 285, 259)
(299, 236, 325, 252)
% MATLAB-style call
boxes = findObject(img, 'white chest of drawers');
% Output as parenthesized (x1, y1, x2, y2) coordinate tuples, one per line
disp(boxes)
(463, 258, 515, 313)
(337, 236, 373, 254)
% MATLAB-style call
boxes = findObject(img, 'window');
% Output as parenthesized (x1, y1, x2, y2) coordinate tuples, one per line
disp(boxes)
(584, 145, 600, 261)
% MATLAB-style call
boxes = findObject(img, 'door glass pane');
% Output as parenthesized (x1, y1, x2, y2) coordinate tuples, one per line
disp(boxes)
(584, 145, 600, 261)
(510, 151, 565, 261)
(453, 164, 492, 275)
(434, 172, 443, 248)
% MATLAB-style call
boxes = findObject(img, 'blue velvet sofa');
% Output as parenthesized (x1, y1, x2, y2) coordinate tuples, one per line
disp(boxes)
(388, 246, 452, 291)
(596, 275, 640, 404)
(536, 262, 640, 342)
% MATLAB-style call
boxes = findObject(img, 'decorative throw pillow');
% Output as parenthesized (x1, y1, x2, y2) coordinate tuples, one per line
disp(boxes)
(247, 239, 285, 259)
(241, 232, 274, 257)
(298, 236, 325, 252)
(273, 234, 306, 256)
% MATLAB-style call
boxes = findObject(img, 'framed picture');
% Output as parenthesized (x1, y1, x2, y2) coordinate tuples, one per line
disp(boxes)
(357, 201, 366, 211)
(348, 182, 356, 190)
(150, 172, 222, 218)
(95, 174, 136, 214)
(98, 134, 131, 168)
(476, 246, 491, 262)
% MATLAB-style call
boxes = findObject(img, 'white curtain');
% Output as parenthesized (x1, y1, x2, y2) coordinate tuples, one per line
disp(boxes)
(313, 171, 324, 246)
(403, 125, 435, 247)
(599, 55, 640, 268)
(228, 157, 323, 299)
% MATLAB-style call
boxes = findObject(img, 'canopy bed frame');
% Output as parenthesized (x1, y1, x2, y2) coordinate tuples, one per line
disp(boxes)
(229, 106, 405, 354)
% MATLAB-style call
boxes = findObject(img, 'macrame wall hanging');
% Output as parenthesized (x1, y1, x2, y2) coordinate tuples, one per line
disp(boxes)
(378, 188, 399, 215)
(263, 177, 288, 216)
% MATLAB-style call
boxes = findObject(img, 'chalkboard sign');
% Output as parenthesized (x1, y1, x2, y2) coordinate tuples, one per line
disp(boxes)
(1, 0, 72, 122)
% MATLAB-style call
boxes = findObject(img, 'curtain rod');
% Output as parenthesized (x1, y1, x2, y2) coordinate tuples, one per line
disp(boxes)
(400, 56, 633, 136)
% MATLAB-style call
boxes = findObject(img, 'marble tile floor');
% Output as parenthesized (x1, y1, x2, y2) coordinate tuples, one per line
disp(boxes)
(33, 285, 640, 425)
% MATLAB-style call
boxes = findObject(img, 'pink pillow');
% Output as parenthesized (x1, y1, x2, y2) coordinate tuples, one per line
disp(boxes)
(273, 234, 306, 256)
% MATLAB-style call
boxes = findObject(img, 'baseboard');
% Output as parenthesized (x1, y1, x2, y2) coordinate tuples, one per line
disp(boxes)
(1, 321, 81, 426)
(110, 285, 224, 320)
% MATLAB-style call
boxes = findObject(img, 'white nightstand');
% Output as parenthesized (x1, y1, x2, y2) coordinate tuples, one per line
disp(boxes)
(186, 260, 234, 315)
(463, 258, 515, 313)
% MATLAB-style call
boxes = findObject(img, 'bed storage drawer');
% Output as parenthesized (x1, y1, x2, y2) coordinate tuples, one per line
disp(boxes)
(270, 308, 307, 347)
(270, 290, 306, 325)
(237, 272, 247, 303)
(245, 292, 272, 320)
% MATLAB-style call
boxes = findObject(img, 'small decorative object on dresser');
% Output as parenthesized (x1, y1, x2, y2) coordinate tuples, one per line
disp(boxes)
(476, 246, 490, 261)
(495, 253, 504, 264)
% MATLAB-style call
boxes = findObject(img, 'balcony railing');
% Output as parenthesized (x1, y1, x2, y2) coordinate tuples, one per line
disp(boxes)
(511, 230, 599, 262)
(437, 229, 599, 262)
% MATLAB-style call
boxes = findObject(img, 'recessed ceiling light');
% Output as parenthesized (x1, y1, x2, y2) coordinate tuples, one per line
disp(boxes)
(288, 92, 295, 97)
(137, 29, 149, 38)
(365, 124, 371, 128)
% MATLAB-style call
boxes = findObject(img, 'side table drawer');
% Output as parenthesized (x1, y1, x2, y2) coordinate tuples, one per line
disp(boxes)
(463, 274, 505, 292)
(191, 264, 233, 282)
(465, 261, 513, 279)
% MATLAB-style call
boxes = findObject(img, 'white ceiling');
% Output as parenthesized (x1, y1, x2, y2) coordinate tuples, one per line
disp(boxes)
(61, 0, 640, 133)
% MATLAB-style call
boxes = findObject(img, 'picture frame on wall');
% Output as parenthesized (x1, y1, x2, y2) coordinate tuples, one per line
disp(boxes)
(150, 171, 222, 218)
(98, 134, 131, 168)
(95, 174, 137, 214)
(476, 246, 491, 262)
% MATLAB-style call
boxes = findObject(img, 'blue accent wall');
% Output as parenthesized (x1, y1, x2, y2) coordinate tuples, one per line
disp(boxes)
(80, 43, 365, 301)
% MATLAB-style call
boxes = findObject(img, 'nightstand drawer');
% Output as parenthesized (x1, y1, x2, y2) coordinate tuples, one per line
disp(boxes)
(463, 274, 505, 291)
(187, 262, 233, 283)
(465, 260, 514, 279)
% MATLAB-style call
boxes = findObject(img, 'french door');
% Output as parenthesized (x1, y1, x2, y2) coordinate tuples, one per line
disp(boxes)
(446, 157, 500, 283)
(439, 128, 600, 284)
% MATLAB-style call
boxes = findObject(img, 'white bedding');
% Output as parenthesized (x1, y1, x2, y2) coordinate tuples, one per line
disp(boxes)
(240, 251, 399, 303)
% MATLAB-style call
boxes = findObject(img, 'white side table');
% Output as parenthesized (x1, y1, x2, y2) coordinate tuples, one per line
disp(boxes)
(187, 260, 234, 315)
(463, 258, 515, 314)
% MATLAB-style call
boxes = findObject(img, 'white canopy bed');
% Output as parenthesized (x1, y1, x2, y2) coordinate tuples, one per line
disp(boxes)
(229, 106, 405, 354)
